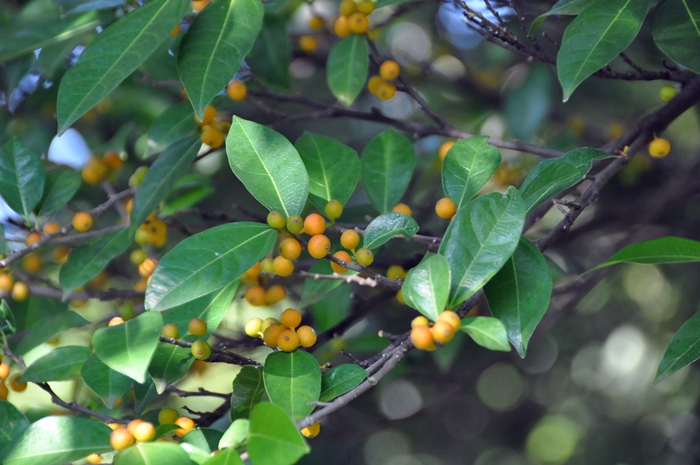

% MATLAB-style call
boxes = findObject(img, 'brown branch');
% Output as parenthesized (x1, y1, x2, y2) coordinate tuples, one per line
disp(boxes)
(159, 336, 261, 367)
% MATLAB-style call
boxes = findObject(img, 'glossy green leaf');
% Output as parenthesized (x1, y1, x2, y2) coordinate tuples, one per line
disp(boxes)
(130, 136, 201, 227)
(248, 403, 310, 465)
(363, 212, 419, 250)
(231, 366, 265, 420)
(38, 34, 90, 77)
(361, 129, 416, 214)
(295, 132, 360, 210)
(505, 64, 555, 141)
(0, 416, 111, 465)
(36, 170, 81, 217)
(181, 428, 223, 458)
(148, 339, 193, 394)
(484, 238, 552, 358)
(300, 260, 356, 308)
(311, 283, 352, 331)
(530, 0, 603, 33)
(57, 0, 190, 133)
(177, 0, 263, 120)
(226, 117, 309, 217)
(163, 281, 238, 340)
(557, 0, 653, 101)
(19, 346, 91, 383)
(59, 227, 133, 298)
(92, 311, 163, 383)
(519, 147, 613, 214)
(460, 317, 511, 352)
(319, 364, 367, 402)
(53, 0, 125, 14)
(263, 351, 322, 421)
(133, 378, 158, 416)
(247, 16, 291, 89)
(161, 185, 214, 216)
(0, 137, 45, 219)
(204, 447, 244, 464)
(146, 101, 197, 157)
(402, 253, 451, 322)
(0, 13, 99, 63)
(592, 236, 700, 270)
(0, 401, 29, 450)
(219, 419, 249, 450)
(656, 312, 700, 382)
(12, 305, 86, 356)
(146, 222, 275, 311)
(441, 136, 501, 210)
(81, 353, 132, 408)
(114, 441, 192, 465)
(439, 187, 525, 308)
(652, 0, 700, 73)
(327, 34, 368, 106)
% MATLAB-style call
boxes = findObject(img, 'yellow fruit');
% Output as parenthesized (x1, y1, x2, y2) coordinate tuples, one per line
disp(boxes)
(245, 285, 266, 306)
(25, 231, 41, 246)
(227, 80, 247, 100)
(0, 382, 8, 400)
(263, 324, 285, 347)
(147, 219, 167, 247)
(174, 417, 195, 437)
(308, 15, 324, 30)
(191, 0, 210, 11)
(411, 315, 429, 328)
(169, 24, 181, 36)
(260, 257, 275, 273)
(43, 222, 61, 235)
(299, 35, 318, 53)
(245, 318, 263, 337)
(108, 317, 125, 326)
(379, 60, 400, 80)
(386, 265, 406, 280)
(331, 251, 352, 274)
(265, 284, 286, 305)
(132, 421, 156, 442)
(260, 317, 280, 333)
(435, 197, 456, 219)
(201, 125, 224, 149)
(53, 246, 70, 264)
(659, 85, 676, 101)
(72, 212, 93, 232)
(649, 138, 671, 158)
(110, 427, 135, 450)
(339, 0, 356, 16)
(355, 247, 374, 267)
(392, 203, 411, 216)
(347, 12, 369, 34)
(395, 289, 405, 304)
(307, 234, 331, 258)
(297, 325, 317, 347)
(138, 258, 158, 278)
(410, 325, 435, 350)
(301, 422, 321, 438)
(267, 211, 286, 230)
(158, 408, 179, 425)
(82, 156, 108, 185)
(130, 249, 147, 266)
(195, 105, 217, 125)
(11, 282, 28, 301)
(304, 213, 326, 236)
(340, 230, 360, 250)
(241, 262, 261, 284)
(324, 199, 343, 220)
(280, 308, 302, 329)
(273, 256, 295, 276)
(22, 254, 42, 273)
(161, 323, 179, 339)
(103, 151, 123, 170)
(439, 141, 455, 160)
(376, 81, 396, 100)
(367, 75, 383, 95)
(86, 453, 103, 464)
(277, 329, 300, 352)
(191, 340, 211, 360)
(279, 237, 302, 260)
(431, 320, 456, 344)
(437, 310, 460, 331)
(0, 363, 10, 380)
(357, 0, 375, 14)
(334, 16, 351, 37)
(188, 318, 208, 337)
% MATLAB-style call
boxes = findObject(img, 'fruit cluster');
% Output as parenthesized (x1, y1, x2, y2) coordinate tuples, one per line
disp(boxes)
(409, 311, 461, 351)
(81, 151, 124, 185)
(367, 60, 400, 101)
(245, 308, 317, 352)
(107, 410, 195, 454)
(195, 104, 231, 149)
(160, 318, 213, 360)
(334, 0, 374, 37)
(0, 359, 28, 400)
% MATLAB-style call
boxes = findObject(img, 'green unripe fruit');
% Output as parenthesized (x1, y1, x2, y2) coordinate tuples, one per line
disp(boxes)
(260, 317, 280, 333)
(188, 318, 207, 337)
(267, 211, 286, 229)
(129, 166, 148, 187)
(355, 248, 374, 267)
(191, 340, 211, 360)
(130, 249, 147, 266)
(119, 303, 136, 320)
(134, 229, 149, 245)
(325, 199, 343, 220)
(161, 323, 179, 339)
(286, 215, 304, 234)
(659, 85, 676, 102)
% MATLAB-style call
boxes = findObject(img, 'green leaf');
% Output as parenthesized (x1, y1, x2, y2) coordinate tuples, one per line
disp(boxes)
(460, 317, 511, 352)
(375, 0, 412, 6)
(327, 34, 368, 106)
(36, 170, 81, 217)
(59, 227, 134, 298)
(53, 0, 125, 14)
(148, 340, 193, 395)
(247, 403, 310, 465)
(181, 428, 223, 455)
(441, 136, 501, 210)
(295, 132, 360, 210)
(402, 253, 451, 322)
(300, 260, 356, 308)
(592, 236, 700, 270)
(263, 351, 322, 421)
(226, 117, 309, 217)
(0, 13, 99, 63)
(530, 0, 603, 33)
(203, 447, 245, 465)
(361, 129, 416, 214)
(114, 441, 192, 465)
(57, 0, 190, 133)
(177, 0, 263, 120)
(519, 147, 613, 214)
(146, 101, 197, 157)
(231, 366, 265, 420)
(145, 222, 275, 311)
(505, 64, 555, 141)
(556, 0, 653, 101)
(133, 378, 159, 416)
(19, 346, 91, 383)
(160, 185, 214, 216)
(0, 137, 45, 219)
(247, 16, 291, 89)
(163, 281, 239, 341)
(0, 401, 29, 450)
(362, 212, 419, 250)
(656, 312, 700, 382)
(439, 187, 525, 308)
(12, 305, 86, 356)
(484, 238, 552, 358)
(219, 419, 249, 450)
(81, 353, 133, 409)
(652, 0, 700, 74)
(319, 364, 367, 402)
(0, 416, 111, 465)
(92, 311, 163, 383)
(130, 136, 201, 227)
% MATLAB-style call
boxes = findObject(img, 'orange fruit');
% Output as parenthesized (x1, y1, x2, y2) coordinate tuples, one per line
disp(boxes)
(280, 308, 302, 329)
(307, 234, 331, 258)
(331, 251, 352, 274)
